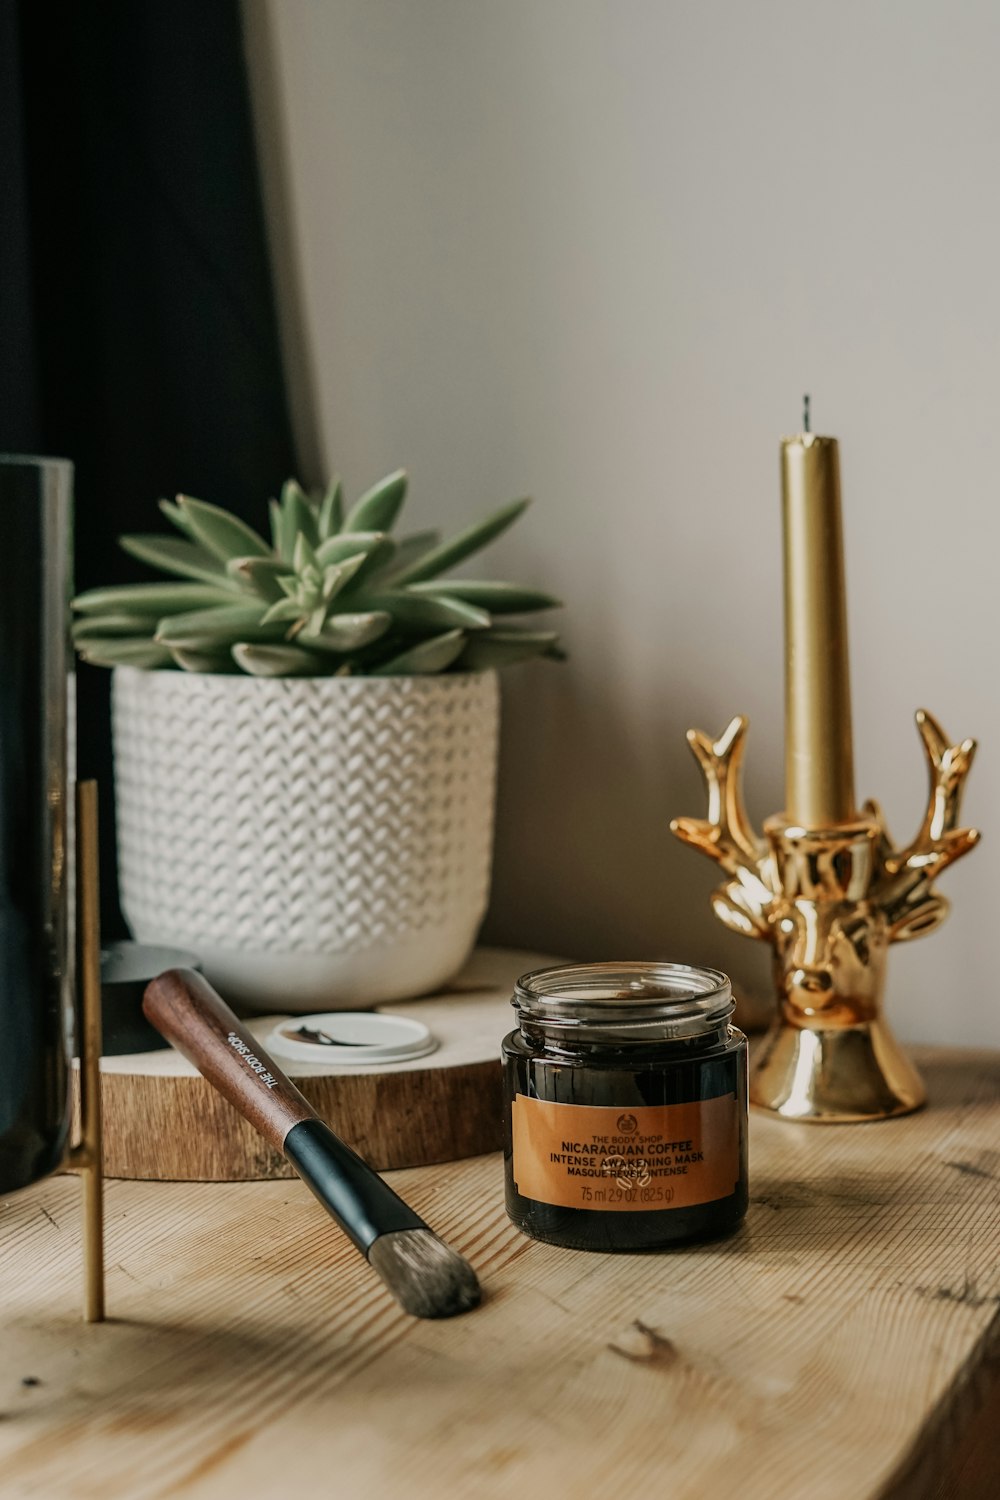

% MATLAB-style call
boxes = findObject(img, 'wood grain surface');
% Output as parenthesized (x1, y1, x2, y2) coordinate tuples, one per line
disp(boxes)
(4, 1046, 999, 1500)
(82, 947, 552, 1180)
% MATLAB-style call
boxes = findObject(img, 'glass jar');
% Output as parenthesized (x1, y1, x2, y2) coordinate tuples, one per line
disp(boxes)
(502, 962, 748, 1251)
(0, 457, 73, 1195)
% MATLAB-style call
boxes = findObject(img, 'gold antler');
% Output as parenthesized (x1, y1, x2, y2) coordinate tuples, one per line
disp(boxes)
(873, 709, 981, 939)
(671, 716, 763, 873)
(670, 716, 773, 937)
(886, 710, 980, 877)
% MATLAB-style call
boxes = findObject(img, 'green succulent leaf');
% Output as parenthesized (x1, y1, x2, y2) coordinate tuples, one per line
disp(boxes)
(315, 531, 385, 568)
(259, 597, 307, 626)
(232, 642, 325, 677)
(335, 536, 397, 592)
(268, 497, 283, 551)
(342, 469, 408, 535)
(73, 582, 236, 616)
(312, 551, 371, 612)
(119, 534, 243, 587)
(358, 590, 491, 633)
(303, 612, 392, 652)
(371, 629, 466, 676)
(288, 554, 372, 637)
(292, 531, 317, 575)
(459, 628, 562, 669)
(76, 638, 175, 669)
(226, 555, 289, 603)
(277, 480, 318, 559)
(155, 605, 282, 648)
(176, 496, 270, 563)
(409, 580, 561, 613)
(371, 530, 442, 585)
(169, 646, 240, 674)
(126, 532, 224, 578)
(73, 614, 162, 640)
(391, 498, 531, 584)
(318, 478, 344, 539)
(158, 498, 198, 539)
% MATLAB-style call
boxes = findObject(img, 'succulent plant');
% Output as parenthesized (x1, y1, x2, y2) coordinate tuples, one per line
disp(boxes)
(73, 473, 564, 677)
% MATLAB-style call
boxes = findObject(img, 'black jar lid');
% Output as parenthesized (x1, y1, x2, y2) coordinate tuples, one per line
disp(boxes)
(513, 961, 734, 1041)
(98, 941, 202, 1055)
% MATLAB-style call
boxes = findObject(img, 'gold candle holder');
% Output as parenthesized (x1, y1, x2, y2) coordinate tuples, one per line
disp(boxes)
(671, 426, 981, 1122)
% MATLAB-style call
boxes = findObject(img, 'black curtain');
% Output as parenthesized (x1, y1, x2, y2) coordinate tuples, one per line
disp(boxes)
(0, 0, 298, 930)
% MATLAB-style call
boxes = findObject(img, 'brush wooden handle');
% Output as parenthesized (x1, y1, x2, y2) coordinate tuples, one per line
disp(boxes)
(143, 967, 427, 1256)
(143, 968, 316, 1152)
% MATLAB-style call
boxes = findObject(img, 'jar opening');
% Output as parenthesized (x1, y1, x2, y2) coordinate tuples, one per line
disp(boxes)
(513, 961, 734, 1041)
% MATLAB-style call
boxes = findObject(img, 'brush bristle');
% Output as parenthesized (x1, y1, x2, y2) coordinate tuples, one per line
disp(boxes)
(368, 1228, 481, 1318)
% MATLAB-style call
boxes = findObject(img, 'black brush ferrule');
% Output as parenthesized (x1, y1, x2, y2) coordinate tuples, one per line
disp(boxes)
(283, 1119, 425, 1256)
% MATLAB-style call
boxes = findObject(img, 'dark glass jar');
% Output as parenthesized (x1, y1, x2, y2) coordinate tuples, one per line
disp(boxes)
(0, 457, 73, 1194)
(503, 962, 748, 1251)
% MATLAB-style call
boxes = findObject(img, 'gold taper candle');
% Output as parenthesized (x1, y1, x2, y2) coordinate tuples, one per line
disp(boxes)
(781, 429, 856, 827)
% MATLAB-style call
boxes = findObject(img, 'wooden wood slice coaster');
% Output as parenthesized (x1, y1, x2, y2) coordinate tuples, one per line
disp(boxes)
(86, 947, 556, 1182)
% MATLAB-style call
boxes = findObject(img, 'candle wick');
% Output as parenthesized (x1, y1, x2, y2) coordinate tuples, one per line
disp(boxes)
(803, 394, 811, 433)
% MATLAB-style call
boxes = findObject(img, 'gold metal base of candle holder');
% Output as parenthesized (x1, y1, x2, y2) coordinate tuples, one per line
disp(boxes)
(671, 710, 980, 1123)
(750, 1017, 925, 1123)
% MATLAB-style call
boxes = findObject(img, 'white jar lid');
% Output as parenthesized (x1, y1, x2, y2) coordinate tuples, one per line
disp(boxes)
(266, 1012, 437, 1066)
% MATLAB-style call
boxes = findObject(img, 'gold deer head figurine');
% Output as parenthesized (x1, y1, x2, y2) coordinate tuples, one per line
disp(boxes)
(671, 709, 980, 1120)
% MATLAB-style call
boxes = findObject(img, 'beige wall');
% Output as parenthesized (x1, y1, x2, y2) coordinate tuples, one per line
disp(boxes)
(244, 0, 995, 1045)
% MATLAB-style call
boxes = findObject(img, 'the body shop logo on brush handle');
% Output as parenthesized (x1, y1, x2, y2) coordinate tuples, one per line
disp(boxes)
(226, 1031, 280, 1089)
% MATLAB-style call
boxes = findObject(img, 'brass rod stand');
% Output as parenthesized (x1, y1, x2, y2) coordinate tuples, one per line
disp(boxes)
(68, 780, 105, 1321)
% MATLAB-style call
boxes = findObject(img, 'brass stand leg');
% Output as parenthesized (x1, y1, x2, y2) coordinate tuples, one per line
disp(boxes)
(68, 780, 105, 1322)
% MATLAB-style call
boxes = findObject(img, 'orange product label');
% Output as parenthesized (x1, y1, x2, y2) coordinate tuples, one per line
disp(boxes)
(511, 1093, 739, 1212)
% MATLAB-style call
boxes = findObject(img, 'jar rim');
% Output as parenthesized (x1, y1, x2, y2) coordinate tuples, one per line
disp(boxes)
(513, 961, 734, 1039)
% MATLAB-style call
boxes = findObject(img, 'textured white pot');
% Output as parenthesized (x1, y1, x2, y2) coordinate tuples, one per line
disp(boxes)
(111, 667, 500, 1011)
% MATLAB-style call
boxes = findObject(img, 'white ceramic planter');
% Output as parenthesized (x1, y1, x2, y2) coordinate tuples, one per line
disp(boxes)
(111, 667, 500, 1011)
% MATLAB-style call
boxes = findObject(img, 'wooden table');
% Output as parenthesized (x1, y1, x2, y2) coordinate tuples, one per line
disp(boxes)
(2, 1047, 999, 1500)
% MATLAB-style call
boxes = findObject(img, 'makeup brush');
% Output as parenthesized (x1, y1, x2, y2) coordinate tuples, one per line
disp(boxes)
(143, 968, 481, 1319)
